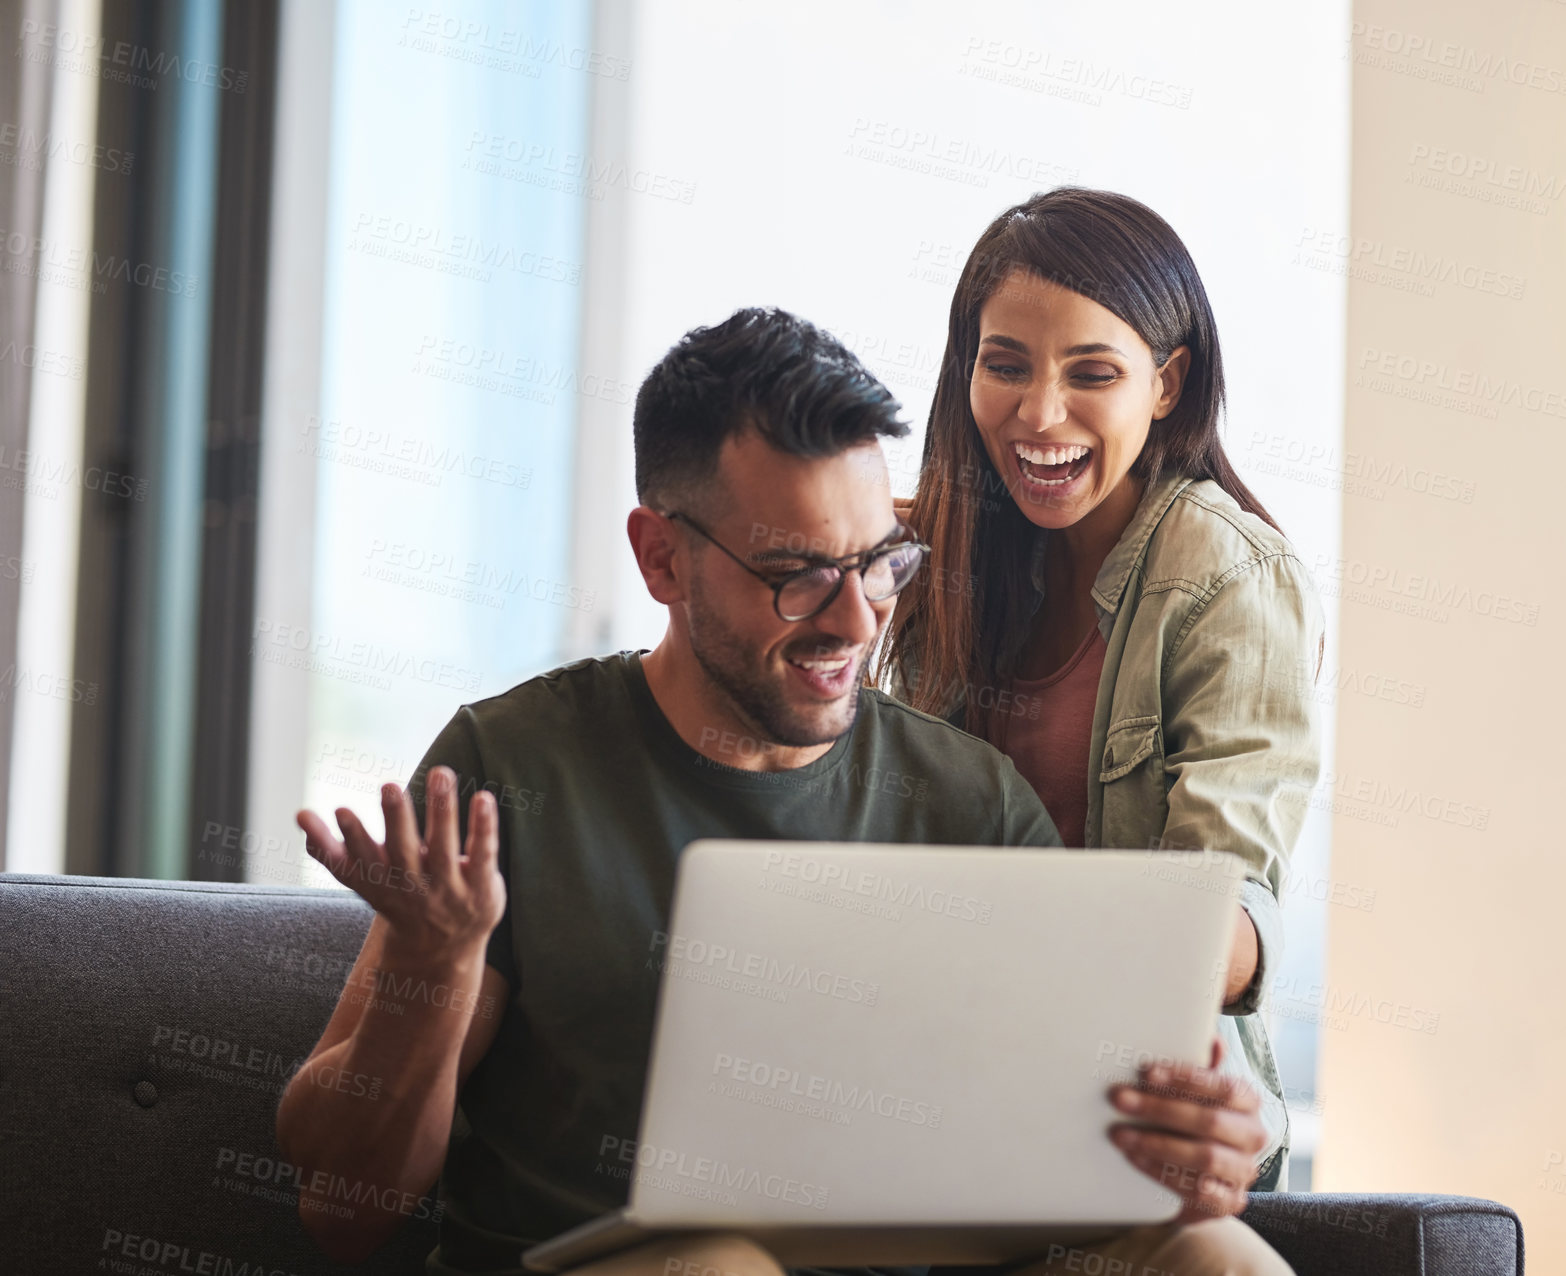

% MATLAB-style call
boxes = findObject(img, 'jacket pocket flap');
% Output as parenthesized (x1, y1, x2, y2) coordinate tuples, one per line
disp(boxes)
(1100, 719, 1160, 782)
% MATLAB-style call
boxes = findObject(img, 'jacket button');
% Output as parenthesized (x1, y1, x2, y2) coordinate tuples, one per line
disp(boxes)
(134, 1080, 158, 1107)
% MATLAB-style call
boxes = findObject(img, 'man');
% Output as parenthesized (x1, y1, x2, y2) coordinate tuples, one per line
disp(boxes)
(276, 308, 1289, 1276)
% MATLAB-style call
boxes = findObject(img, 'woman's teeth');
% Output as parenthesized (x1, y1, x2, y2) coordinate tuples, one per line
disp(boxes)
(1014, 441, 1090, 466)
(1013, 441, 1092, 486)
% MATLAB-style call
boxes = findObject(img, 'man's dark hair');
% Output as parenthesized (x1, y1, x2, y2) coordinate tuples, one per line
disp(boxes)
(633, 307, 908, 511)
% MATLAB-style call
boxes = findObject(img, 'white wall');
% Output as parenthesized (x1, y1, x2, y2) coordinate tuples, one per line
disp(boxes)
(1322, 0, 1566, 1262)
(590, 0, 1351, 1176)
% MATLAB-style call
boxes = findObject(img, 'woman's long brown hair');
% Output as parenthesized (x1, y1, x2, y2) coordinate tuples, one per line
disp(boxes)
(877, 188, 1281, 731)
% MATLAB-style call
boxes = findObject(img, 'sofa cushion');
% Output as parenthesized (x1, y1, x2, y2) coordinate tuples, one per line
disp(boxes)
(0, 874, 438, 1275)
(1241, 1191, 1524, 1276)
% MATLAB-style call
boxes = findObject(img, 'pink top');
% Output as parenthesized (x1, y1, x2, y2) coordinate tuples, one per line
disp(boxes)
(983, 626, 1107, 848)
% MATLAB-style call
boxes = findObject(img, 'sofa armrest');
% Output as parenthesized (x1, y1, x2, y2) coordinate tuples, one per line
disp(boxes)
(1240, 1192, 1524, 1276)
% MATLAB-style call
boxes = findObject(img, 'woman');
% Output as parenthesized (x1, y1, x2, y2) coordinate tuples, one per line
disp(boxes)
(881, 188, 1323, 1196)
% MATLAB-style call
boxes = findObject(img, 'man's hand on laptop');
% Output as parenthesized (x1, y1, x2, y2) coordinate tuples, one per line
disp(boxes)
(296, 765, 505, 964)
(1106, 1038, 1267, 1225)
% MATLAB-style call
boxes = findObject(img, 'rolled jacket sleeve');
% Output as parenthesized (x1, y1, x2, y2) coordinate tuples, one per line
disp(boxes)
(1157, 552, 1324, 1015)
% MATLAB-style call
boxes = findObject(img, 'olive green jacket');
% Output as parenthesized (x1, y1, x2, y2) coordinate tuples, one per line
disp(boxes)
(893, 474, 1324, 1189)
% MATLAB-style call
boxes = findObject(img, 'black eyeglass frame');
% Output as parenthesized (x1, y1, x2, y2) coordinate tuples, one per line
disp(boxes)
(664, 511, 930, 622)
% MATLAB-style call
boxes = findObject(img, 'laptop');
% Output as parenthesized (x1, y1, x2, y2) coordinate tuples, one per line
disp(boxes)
(522, 840, 1243, 1272)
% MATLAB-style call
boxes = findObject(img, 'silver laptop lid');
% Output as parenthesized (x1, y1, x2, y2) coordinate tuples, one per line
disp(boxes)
(628, 842, 1242, 1229)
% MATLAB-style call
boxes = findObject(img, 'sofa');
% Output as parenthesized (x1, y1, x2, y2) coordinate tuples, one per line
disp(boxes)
(0, 873, 1526, 1276)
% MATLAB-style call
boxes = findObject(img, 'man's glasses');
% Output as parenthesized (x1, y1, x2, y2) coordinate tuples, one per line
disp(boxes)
(665, 512, 929, 623)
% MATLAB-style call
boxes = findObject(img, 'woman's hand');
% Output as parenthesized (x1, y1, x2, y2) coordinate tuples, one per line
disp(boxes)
(1106, 1038, 1267, 1225)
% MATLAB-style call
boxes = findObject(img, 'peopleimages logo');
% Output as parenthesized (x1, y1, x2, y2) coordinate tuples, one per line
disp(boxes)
(100, 1229, 301, 1276)
(212, 1147, 445, 1222)
(17, 19, 250, 92)
(0, 121, 134, 174)
(1310, 553, 1540, 628)
(1293, 228, 1524, 299)
(1346, 22, 1565, 96)
(1268, 977, 1441, 1035)
(399, 9, 631, 80)
(1357, 348, 1566, 419)
(596, 1135, 830, 1209)
(760, 848, 994, 924)
(844, 117, 1078, 190)
(249, 619, 484, 692)
(710, 1053, 944, 1128)
(649, 930, 879, 1005)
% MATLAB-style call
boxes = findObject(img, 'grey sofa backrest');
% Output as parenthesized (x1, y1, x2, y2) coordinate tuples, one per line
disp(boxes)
(0, 874, 438, 1275)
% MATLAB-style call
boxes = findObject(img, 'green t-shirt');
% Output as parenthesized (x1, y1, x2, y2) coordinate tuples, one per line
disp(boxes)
(411, 651, 1061, 1275)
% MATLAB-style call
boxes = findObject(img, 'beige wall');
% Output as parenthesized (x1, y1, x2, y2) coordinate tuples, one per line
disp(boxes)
(1318, 0, 1566, 1264)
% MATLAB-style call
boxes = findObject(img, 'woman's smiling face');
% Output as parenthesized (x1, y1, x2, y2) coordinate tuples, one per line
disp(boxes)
(970, 268, 1188, 534)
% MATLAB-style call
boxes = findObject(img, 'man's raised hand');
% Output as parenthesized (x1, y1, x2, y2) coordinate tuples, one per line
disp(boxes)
(295, 765, 505, 963)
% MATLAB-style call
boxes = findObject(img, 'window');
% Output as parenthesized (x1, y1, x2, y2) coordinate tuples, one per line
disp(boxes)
(247, 0, 600, 883)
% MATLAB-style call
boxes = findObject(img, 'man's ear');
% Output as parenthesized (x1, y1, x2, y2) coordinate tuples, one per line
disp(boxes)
(628, 506, 686, 605)
(1151, 345, 1191, 421)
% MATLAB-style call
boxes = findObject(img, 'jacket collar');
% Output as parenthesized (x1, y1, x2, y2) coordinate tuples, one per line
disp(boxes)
(1093, 473, 1194, 613)
(1027, 474, 1195, 616)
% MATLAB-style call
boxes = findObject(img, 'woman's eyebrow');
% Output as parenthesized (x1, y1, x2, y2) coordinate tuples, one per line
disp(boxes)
(980, 335, 1128, 359)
